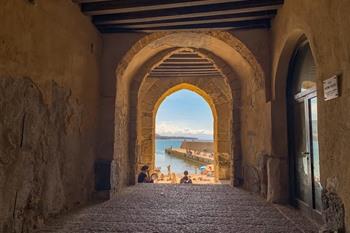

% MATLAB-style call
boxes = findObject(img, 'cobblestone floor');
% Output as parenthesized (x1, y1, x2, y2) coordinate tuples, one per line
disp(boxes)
(38, 184, 320, 233)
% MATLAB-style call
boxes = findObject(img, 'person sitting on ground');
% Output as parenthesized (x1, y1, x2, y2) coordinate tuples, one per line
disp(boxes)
(180, 170, 192, 184)
(137, 165, 153, 183)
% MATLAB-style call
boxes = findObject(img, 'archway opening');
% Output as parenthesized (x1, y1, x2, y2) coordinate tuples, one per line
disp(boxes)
(113, 31, 265, 192)
(134, 49, 236, 186)
(286, 39, 321, 217)
(154, 89, 215, 184)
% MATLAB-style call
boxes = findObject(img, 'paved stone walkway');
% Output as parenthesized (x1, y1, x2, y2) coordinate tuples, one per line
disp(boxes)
(38, 184, 319, 233)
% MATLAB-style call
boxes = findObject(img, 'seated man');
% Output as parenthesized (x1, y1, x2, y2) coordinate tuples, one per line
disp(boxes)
(138, 165, 153, 183)
(180, 170, 192, 184)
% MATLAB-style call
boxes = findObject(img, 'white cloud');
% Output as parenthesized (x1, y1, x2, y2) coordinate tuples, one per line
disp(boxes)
(156, 121, 213, 137)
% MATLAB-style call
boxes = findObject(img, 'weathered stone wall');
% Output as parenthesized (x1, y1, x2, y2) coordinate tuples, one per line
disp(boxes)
(98, 33, 145, 162)
(98, 33, 145, 194)
(7, 0, 350, 231)
(0, 0, 101, 232)
(271, 0, 350, 230)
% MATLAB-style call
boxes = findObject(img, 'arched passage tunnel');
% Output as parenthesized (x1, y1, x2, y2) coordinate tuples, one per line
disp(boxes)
(112, 32, 268, 193)
(3, 1, 350, 231)
(136, 49, 234, 185)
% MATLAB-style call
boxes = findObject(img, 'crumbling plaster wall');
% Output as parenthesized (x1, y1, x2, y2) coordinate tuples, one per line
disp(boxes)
(0, 0, 102, 232)
(271, 0, 350, 229)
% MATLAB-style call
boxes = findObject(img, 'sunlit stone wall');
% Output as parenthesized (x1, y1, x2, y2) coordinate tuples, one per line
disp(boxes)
(0, 1, 102, 232)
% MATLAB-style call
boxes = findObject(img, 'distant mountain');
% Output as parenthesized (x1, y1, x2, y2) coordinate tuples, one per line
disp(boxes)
(155, 134, 198, 140)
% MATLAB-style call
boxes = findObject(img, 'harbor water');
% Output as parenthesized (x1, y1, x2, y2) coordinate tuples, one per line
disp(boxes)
(155, 139, 205, 174)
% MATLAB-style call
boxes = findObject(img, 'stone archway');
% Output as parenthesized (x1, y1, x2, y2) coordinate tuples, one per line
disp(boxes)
(137, 78, 233, 182)
(125, 47, 242, 188)
(112, 31, 268, 195)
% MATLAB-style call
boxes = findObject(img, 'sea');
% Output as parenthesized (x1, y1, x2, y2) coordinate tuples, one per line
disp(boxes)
(155, 139, 207, 175)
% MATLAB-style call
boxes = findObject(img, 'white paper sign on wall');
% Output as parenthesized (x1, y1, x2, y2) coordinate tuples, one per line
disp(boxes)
(323, 75, 339, 101)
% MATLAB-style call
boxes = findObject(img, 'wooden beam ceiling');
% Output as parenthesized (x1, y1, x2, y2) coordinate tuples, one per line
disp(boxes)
(147, 50, 223, 79)
(75, 0, 284, 33)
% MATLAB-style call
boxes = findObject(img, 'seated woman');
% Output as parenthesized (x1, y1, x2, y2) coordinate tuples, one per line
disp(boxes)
(137, 165, 153, 183)
(180, 170, 192, 184)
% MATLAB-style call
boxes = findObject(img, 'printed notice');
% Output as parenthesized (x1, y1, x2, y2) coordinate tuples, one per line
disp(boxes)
(323, 75, 339, 101)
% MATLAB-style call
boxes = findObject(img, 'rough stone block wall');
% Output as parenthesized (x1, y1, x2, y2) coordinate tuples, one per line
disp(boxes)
(0, 0, 101, 232)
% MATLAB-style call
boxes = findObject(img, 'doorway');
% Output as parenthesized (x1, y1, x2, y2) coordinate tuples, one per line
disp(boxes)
(287, 40, 322, 217)
(154, 89, 215, 184)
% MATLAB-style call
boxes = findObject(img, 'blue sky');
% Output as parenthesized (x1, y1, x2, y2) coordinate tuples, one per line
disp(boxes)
(156, 89, 213, 140)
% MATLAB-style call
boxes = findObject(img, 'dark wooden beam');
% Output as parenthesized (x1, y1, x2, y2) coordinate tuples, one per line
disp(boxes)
(150, 71, 221, 77)
(158, 63, 218, 67)
(150, 71, 221, 75)
(82, 0, 243, 15)
(97, 19, 270, 33)
(75, 1, 284, 33)
(95, 10, 276, 26)
(163, 58, 210, 63)
(169, 53, 202, 58)
(148, 74, 223, 78)
(153, 68, 218, 72)
(165, 57, 204, 60)
(92, 0, 283, 24)
(156, 65, 217, 69)
(100, 15, 273, 29)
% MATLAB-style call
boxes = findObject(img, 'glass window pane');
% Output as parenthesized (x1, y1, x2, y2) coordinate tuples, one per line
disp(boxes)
(291, 43, 317, 95)
(293, 101, 310, 203)
(310, 97, 322, 210)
